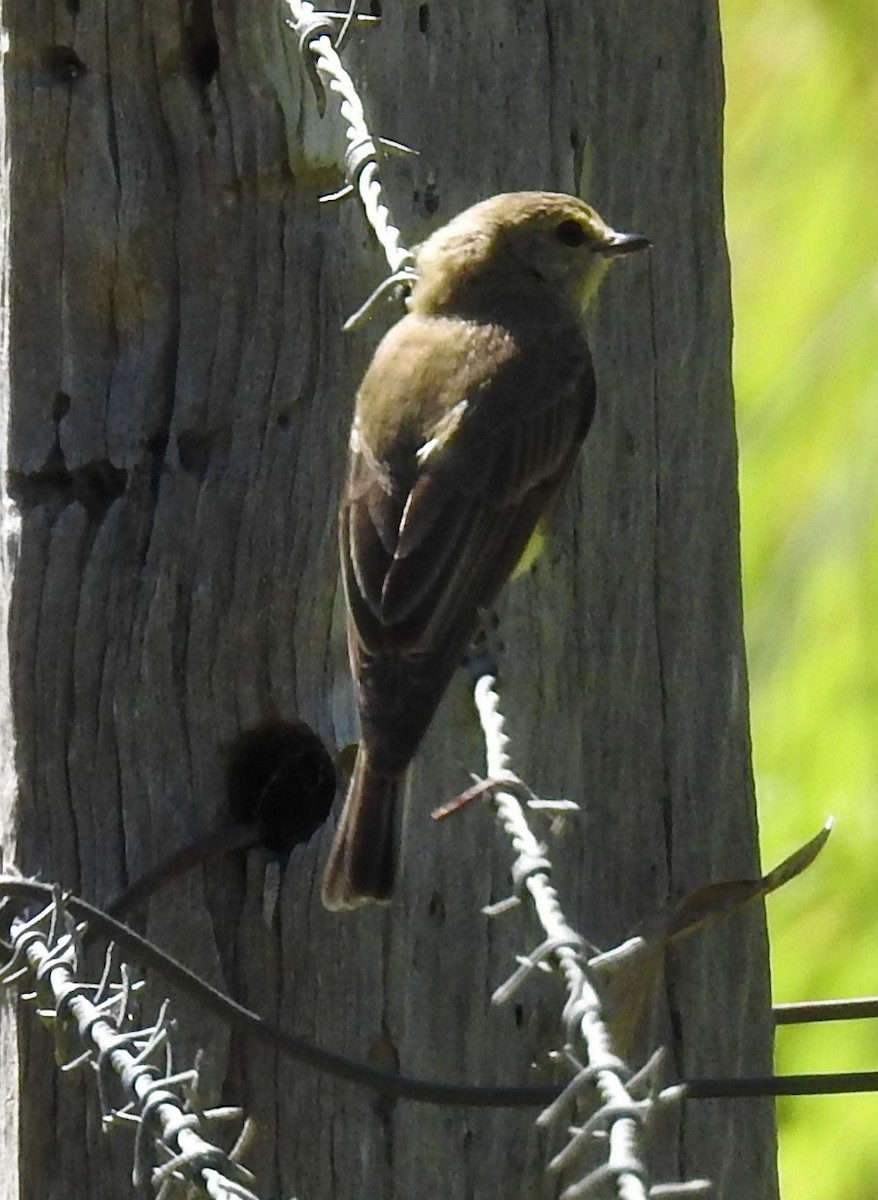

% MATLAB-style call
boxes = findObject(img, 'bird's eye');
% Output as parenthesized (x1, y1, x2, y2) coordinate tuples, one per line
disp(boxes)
(555, 219, 587, 247)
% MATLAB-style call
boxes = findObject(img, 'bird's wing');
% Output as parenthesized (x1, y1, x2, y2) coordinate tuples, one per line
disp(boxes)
(341, 324, 595, 658)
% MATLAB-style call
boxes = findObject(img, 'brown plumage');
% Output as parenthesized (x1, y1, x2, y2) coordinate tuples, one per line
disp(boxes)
(323, 191, 648, 910)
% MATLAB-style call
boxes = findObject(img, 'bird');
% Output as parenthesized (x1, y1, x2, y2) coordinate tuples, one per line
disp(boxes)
(322, 191, 649, 910)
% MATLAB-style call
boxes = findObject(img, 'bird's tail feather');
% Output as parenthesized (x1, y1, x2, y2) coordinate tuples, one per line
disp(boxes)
(322, 748, 403, 910)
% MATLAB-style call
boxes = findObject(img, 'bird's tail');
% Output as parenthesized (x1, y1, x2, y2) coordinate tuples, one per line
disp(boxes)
(322, 747, 404, 910)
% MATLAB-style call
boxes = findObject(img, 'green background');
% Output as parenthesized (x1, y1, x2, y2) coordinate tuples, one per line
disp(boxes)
(722, 0, 878, 1195)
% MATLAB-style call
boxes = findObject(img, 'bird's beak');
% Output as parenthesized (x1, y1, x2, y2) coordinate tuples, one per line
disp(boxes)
(600, 231, 651, 257)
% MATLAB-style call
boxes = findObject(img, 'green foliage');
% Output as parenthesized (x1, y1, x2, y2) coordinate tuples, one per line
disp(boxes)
(722, 0, 878, 1195)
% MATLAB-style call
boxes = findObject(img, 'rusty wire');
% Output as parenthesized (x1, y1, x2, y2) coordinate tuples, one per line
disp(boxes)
(471, 671, 711, 1200)
(0, 895, 264, 1200)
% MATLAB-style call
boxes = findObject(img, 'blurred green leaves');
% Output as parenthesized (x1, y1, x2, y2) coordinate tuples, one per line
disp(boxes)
(722, 0, 878, 1195)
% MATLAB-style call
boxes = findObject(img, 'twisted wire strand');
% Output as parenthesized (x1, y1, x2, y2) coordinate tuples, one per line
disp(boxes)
(0, 8, 856, 1196)
(3, 873, 859, 1116)
(2, 903, 265, 1200)
(285, 1, 416, 284)
(0, 875, 566, 1107)
(472, 673, 711, 1199)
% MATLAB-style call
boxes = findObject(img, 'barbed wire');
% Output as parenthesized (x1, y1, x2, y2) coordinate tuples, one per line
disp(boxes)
(0, 874, 565, 1107)
(0, 892, 265, 1200)
(1, 871, 872, 1114)
(466, 667, 711, 1200)
(284, 1, 419, 326)
(0, 5, 867, 1198)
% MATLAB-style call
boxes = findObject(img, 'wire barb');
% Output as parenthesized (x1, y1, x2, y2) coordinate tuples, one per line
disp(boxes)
(3, 896, 266, 1200)
(472, 670, 709, 1199)
(285, 0, 418, 322)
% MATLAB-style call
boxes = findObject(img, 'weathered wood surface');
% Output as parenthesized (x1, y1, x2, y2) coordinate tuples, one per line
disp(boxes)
(0, 2, 777, 1198)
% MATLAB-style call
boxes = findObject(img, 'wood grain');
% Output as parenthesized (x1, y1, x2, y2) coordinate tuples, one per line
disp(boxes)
(0, 2, 777, 1197)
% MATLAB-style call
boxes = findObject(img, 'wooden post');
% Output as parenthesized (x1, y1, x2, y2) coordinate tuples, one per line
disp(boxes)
(0, 3, 777, 1197)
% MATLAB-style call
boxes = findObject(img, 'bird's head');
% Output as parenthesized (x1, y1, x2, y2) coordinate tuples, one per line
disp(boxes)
(410, 191, 649, 317)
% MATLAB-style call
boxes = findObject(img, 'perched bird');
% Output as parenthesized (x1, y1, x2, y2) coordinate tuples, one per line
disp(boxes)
(323, 191, 648, 910)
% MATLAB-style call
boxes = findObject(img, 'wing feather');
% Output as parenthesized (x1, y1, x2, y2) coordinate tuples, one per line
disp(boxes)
(340, 309, 596, 750)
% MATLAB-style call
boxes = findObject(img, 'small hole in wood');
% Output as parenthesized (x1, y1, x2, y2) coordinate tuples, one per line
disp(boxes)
(177, 429, 210, 480)
(145, 430, 169, 456)
(182, 0, 220, 89)
(72, 460, 127, 517)
(42, 46, 88, 84)
(227, 719, 336, 855)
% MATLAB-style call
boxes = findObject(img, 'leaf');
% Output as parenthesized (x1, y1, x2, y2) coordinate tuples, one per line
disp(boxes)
(593, 820, 832, 1047)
